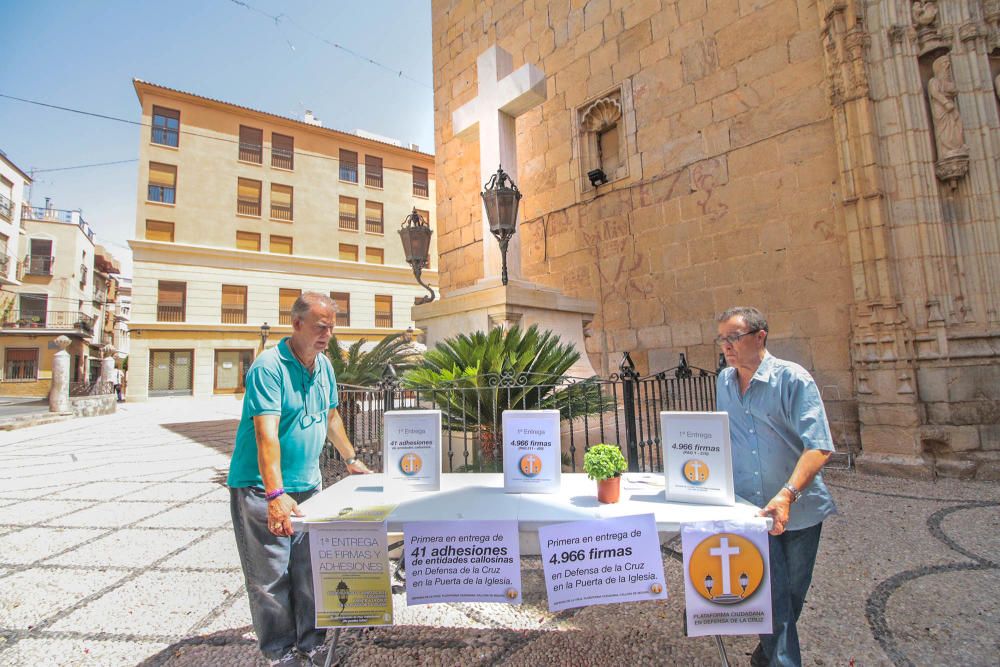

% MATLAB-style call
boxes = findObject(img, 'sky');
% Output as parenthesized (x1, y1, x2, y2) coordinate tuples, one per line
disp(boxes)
(0, 0, 434, 276)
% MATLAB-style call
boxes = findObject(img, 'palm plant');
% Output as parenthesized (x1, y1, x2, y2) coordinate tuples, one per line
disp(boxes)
(403, 325, 614, 464)
(325, 333, 419, 387)
(325, 333, 421, 466)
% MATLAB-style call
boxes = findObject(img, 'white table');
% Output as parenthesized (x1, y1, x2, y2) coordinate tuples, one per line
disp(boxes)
(295, 473, 765, 550)
(295, 473, 767, 667)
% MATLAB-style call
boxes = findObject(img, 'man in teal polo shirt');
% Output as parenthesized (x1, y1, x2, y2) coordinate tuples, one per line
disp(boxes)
(229, 292, 370, 667)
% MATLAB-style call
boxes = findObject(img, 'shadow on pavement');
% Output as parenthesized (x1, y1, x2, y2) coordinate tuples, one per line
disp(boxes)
(162, 419, 239, 457)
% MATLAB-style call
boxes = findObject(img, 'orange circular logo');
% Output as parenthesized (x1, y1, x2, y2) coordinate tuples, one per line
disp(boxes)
(688, 533, 765, 605)
(519, 454, 543, 477)
(399, 452, 423, 476)
(682, 459, 710, 485)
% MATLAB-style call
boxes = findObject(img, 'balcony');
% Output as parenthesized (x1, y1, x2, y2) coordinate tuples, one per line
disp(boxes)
(22, 206, 96, 242)
(147, 185, 176, 204)
(270, 203, 293, 221)
(413, 181, 429, 198)
(152, 127, 179, 147)
(221, 307, 247, 324)
(339, 212, 358, 232)
(24, 254, 54, 276)
(272, 147, 294, 170)
(365, 217, 384, 234)
(156, 305, 185, 322)
(1, 310, 94, 334)
(335, 312, 350, 327)
(237, 198, 261, 217)
(0, 192, 11, 221)
(340, 162, 358, 183)
(375, 312, 393, 328)
(279, 310, 292, 325)
(365, 170, 383, 189)
(239, 142, 263, 164)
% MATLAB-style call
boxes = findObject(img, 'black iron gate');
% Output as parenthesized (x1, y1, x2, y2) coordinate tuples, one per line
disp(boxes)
(331, 353, 720, 475)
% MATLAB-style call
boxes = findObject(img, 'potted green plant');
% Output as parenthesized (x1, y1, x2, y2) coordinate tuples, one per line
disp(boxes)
(583, 443, 628, 504)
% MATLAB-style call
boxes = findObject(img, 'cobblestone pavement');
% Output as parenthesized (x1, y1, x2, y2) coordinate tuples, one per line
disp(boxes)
(0, 396, 996, 666)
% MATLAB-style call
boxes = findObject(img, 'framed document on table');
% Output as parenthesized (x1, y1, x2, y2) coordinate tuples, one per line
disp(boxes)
(660, 411, 734, 506)
(502, 409, 561, 494)
(383, 410, 441, 493)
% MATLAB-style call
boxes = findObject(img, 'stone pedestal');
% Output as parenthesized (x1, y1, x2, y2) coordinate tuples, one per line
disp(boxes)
(100, 356, 116, 385)
(49, 335, 71, 414)
(413, 278, 598, 378)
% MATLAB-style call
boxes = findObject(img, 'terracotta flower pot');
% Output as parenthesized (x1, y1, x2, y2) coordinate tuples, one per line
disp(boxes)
(597, 475, 621, 504)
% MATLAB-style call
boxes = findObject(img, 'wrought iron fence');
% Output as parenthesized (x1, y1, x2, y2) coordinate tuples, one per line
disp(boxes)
(330, 353, 719, 475)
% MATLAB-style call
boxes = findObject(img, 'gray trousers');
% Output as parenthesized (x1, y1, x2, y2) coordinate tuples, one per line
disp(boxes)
(230, 486, 325, 660)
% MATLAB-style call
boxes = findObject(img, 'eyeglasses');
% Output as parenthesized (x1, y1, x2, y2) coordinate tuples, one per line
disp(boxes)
(714, 330, 760, 347)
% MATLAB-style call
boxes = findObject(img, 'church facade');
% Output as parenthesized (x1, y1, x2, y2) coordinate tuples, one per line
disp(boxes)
(429, 0, 1000, 479)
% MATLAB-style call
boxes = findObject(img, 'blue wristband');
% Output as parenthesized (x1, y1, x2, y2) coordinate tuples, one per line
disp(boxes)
(265, 488, 285, 501)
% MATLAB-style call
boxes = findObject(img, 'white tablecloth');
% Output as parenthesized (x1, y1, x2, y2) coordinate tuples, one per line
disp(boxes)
(294, 473, 766, 554)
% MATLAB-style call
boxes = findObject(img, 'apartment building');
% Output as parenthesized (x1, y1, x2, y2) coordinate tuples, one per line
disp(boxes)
(0, 150, 30, 291)
(113, 276, 131, 357)
(128, 80, 437, 400)
(1, 203, 121, 397)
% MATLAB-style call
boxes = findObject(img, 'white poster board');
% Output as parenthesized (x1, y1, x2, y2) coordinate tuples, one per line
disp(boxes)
(403, 520, 522, 605)
(538, 513, 667, 612)
(384, 410, 441, 493)
(660, 411, 734, 506)
(681, 519, 772, 636)
(502, 409, 561, 494)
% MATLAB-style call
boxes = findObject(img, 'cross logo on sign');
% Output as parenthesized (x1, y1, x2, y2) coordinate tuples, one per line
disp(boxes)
(399, 453, 423, 476)
(519, 454, 543, 477)
(688, 533, 765, 605)
(683, 459, 710, 485)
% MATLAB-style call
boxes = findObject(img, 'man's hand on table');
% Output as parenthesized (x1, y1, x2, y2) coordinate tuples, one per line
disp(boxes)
(760, 491, 792, 536)
(268, 494, 303, 536)
(347, 459, 373, 474)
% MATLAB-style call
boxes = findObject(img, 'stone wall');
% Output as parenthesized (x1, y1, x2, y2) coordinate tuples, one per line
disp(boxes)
(432, 0, 859, 449)
(69, 394, 116, 418)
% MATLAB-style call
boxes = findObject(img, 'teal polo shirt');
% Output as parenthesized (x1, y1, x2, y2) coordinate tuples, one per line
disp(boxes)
(227, 337, 339, 492)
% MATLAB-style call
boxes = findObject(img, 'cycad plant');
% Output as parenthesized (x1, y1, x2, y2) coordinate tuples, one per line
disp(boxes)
(403, 325, 614, 464)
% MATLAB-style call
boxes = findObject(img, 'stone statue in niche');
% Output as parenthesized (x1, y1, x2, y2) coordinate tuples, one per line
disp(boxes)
(928, 55, 970, 183)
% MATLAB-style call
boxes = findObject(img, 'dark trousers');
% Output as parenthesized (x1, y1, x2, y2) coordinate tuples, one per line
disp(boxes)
(759, 522, 823, 667)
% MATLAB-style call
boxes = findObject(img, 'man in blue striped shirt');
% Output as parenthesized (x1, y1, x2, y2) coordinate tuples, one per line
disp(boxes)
(715, 306, 837, 667)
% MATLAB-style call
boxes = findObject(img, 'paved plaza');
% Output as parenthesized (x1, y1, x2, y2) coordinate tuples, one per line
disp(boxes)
(0, 397, 997, 666)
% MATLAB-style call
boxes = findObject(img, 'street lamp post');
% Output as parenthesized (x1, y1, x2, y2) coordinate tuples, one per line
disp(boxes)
(259, 322, 271, 348)
(480, 165, 522, 286)
(398, 208, 435, 304)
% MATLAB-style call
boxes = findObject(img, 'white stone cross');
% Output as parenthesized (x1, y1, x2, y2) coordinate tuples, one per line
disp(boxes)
(453, 45, 546, 284)
(709, 537, 741, 595)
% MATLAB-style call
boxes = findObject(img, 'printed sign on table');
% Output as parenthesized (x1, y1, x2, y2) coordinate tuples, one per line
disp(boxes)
(384, 410, 441, 493)
(502, 409, 561, 494)
(660, 411, 735, 506)
(539, 513, 667, 612)
(403, 520, 521, 605)
(308, 505, 395, 628)
(681, 519, 772, 636)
